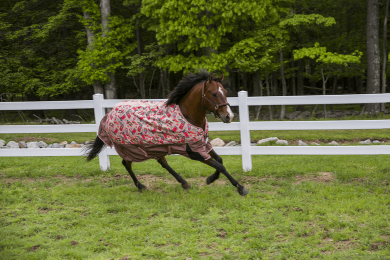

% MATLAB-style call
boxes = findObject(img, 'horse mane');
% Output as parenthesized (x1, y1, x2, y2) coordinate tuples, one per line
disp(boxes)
(166, 70, 220, 105)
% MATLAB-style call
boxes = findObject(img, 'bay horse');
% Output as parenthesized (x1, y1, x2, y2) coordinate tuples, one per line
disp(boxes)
(85, 71, 249, 196)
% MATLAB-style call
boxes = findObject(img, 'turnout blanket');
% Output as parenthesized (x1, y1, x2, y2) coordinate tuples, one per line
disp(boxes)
(98, 100, 213, 162)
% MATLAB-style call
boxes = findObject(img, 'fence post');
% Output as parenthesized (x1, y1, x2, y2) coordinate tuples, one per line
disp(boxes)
(93, 94, 110, 171)
(238, 91, 252, 171)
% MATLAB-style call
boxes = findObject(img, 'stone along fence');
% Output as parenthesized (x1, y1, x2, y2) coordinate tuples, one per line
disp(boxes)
(1, 92, 390, 171)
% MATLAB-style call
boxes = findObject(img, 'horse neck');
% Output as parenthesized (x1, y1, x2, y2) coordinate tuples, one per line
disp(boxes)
(179, 82, 207, 130)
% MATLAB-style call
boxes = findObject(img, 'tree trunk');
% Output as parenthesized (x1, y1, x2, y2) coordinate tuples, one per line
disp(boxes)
(253, 72, 263, 120)
(272, 71, 278, 96)
(242, 73, 248, 92)
(136, 25, 146, 99)
(296, 59, 304, 111)
(279, 49, 287, 120)
(381, 0, 389, 111)
(100, 0, 117, 99)
(366, 0, 380, 113)
(265, 74, 273, 120)
(83, 12, 104, 94)
(321, 68, 329, 118)
(291, 61, 296, 96)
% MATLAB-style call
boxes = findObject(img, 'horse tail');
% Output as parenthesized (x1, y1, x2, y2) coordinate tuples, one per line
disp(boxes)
(83, 136, 107, 162)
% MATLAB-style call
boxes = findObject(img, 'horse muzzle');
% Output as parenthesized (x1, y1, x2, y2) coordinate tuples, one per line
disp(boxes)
(218, 106, 234, 123)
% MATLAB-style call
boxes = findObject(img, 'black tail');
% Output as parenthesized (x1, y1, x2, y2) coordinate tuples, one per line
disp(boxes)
(83, 136, 107, 162)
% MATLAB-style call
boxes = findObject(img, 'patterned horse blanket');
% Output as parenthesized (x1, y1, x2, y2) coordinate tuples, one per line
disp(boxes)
(98, 100, 212, 162)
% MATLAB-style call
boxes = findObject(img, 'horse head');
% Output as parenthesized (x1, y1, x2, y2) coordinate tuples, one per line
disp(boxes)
(202, 73, 234, 123)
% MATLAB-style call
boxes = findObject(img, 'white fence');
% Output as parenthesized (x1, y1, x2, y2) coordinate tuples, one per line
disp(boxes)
(1, 91, 390, 171)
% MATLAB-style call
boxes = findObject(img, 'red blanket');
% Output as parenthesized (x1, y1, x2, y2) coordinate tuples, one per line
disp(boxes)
(98, 100, 212, 162)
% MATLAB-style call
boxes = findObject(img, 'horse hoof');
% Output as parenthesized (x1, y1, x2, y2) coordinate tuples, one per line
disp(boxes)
(237, 186, 249, 196)
(137, 184, 147, 191)
(206, 176, 214, 185)
(182, 182, 191, 190)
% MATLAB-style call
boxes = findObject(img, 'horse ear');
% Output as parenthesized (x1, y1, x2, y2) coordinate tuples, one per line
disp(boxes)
(218, 73, 224, 82)
(208, 73, 214, 83)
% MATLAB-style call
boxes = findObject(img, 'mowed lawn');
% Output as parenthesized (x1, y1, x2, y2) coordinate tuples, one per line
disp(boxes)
(1, 154, 390, 260)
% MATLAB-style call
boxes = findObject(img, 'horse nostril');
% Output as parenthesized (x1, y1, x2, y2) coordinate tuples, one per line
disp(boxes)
(226, 115, 230, 121)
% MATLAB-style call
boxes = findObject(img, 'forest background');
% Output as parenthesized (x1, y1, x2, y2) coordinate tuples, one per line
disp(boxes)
(0, 0, 389, 118)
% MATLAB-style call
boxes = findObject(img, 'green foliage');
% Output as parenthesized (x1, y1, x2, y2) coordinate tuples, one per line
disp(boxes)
(280, 13, 336, 27)
(294, 42, 362, 65)
(123, 43, 164, 76)
(77, 13, 136, 84)
(0, 0, 90, 97)
(142, 0, 292, 74)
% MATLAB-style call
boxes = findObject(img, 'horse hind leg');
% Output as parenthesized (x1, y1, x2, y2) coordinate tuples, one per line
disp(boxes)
(157, 157, 191, 190)
(122, 160, 147, 191)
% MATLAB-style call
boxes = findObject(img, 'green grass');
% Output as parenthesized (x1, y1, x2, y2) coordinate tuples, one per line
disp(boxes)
(1, 155, 390, 259)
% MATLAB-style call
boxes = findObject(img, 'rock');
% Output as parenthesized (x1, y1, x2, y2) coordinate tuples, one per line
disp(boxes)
(373, 140, 381, 144)
(0, 139, 5, 147)
(84, 141, 92, 145)
(296, 111, 311, 119)
(6, 141, 20, 149)
(250, 143, 257, 146)
(210, 138, 225, 147)
(257, 137, 279, 145)
(276, 140, 288, 145)
(47, 144, 53, 148)
(59, 141, 68, 145)
(65, 144, 70, 148)
(225, 141, 237, 147)
(298, 140, 308, 146)
(19, 141, 27, 148)
(359, 139, 371, 145)
(311, 142, 320, 146)
(70, 141, 77, 145)
(52, 143, 64, 148)
(27, 142, 40, 149)
(68, 144, 83, 148)
(285, 111, 302, 120)
(328, 141, 339, 146)
(37, 141, 47, 148)
(52, 117, 64, 124)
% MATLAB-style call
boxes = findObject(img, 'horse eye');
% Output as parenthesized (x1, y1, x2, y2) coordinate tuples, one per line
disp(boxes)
(212, 93, 217, 97)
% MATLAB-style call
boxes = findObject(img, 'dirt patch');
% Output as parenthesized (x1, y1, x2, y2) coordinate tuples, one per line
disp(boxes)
(70, 240, 78, 246)
(28, 244, 40, 252)
(294, 172, 335, 184)
(38, 207, 54, 214)
(216, 229, 227, 239)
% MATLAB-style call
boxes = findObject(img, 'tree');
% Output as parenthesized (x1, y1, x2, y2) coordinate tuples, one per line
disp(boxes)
(294, 42, 362, 116)
(366, 0, 381, 113)
(77, 0, 136, 98)
(381, 0, 389, 111)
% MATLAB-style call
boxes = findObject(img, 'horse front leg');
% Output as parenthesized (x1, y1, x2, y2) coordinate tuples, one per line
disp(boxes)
(203, 159, 249, 196)
(157, 157, 191, 190)
(206, 150, 222, 185)
(122, 159, 147, 191)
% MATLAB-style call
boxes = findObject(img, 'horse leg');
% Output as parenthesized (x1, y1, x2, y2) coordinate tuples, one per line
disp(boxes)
(202, 159, 249, 196)
(206, 150, 222, 185)
(157, 157, 191, 190)
(122, 159, 147, 191)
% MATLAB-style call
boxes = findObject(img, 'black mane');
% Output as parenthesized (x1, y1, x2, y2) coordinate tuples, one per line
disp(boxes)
(166, 70, 220, 105)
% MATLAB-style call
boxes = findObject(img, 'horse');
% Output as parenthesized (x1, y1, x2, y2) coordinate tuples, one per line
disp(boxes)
(84, 70, 249, 196)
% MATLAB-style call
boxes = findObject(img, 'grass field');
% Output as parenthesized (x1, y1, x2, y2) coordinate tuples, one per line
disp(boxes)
(1, 154, 390, 259)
